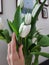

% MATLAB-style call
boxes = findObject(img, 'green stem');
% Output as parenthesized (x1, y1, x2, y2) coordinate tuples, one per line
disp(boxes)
(20, 37, 22, 44)
(25, 38, 26, 48)
(33, 55, 39, 65)
(25, 38, 27, 54)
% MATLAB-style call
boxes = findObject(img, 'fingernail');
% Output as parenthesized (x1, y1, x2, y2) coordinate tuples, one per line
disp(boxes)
(13, 32, 15, 36)
(21, 44, 23, 49)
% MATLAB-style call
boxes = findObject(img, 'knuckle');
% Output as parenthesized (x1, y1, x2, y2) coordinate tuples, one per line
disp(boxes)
(10, 54, 14, 61)
(10, 54, 13, 59)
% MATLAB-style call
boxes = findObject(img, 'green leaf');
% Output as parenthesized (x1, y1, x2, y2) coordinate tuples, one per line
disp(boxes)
(0, 36, 5, 40)
(27, 39, 36, 50)
(30, 45, 41, 52)
(14, 6, 23, 31)
(28, 44, 36, 52)
(27, 38, 41, 52)
(2, 30, 11, 43)
(7, 20, 13, 32)
(8, 21, 18, 37)
(0, 30, 11, 43)
(37, 34, 43, 42)
(37, 36, 49, 47)
(34, 0, 46, 20)
(31, 52, 49, 58)
(8, 6, 23, 39)
(0, 30, 5, 40)
(31, 0, 46, 27)
(47, 34, 49, 37)
(29, 25, 36, 38)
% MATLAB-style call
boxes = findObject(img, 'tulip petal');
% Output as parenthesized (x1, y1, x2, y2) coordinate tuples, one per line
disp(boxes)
(25, 13, 31, 25)
(17, 0, 24, 8)
(19, 22, 31, 38)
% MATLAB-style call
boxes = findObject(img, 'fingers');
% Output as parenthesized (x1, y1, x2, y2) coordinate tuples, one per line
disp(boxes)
(11, 33, 16, 54)
(18, 45, 24, 60)
(8, 43, 11, 55)
(11, 33, 19, 59)
(7, 33, 19, 65)
(7, 56, 10, 65)
(7, 43, 11, 65)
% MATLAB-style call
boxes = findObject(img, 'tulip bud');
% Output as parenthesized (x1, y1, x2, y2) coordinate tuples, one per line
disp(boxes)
(19, 22, 31, 38)
(25, 13, 31, 25)
(0, 18, 3, 30)
(17, 0, 24, 8)
(32, 37, 37, 44)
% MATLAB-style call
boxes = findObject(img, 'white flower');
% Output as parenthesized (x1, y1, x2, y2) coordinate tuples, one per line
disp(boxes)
(19, 22, 31, 38)
(17, 0, 24, 8)
(0, 18, 3, 29)
(32, 37, 37, 45)
(25, 13, 31, 25)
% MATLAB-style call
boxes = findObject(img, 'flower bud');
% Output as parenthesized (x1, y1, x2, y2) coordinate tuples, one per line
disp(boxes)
(0, 18, 3, 30)
(17, 0, 24, 8)
(32, 37, 37, 44)
(19, 22, 31, 38)
(25, 13, 31, 25)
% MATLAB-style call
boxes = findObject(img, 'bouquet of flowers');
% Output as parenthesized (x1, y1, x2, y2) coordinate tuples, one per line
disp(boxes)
(0, 0, 49, 65)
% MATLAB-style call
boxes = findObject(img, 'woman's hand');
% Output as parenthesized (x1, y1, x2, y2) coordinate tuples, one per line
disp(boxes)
(7, 33, 25, 65)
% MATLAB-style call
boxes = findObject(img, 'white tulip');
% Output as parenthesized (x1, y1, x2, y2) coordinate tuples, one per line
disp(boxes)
(25, 13, 31, 25)
(17, 0, 24, 8)
(19, 22, 31, 38)
(32, 37, 37, 44)
(0, 18, 3, 29)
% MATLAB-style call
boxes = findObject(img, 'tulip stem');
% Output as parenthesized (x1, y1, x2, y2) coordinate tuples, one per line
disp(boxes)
(25, 38, 27, 52)
(21, 37, 22, 44)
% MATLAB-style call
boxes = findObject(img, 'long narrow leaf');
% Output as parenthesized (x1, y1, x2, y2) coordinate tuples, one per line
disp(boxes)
(8, 6, 23, 39)
(7, 20, 13, 32)
(8, 21, 18, 36)
(31, 0, 46, 25)
(34, 0, 46, 20)
(14, 6, 23, 31)
(31, 52, 49, 58)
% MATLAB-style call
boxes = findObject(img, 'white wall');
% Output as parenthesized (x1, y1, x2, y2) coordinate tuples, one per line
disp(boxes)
(36, 6, 49, 35)
(0, 0, 49, 65)
(0, 0, 16, 65)
(0, 0, 16, 32)
(36, 6, 49, 63)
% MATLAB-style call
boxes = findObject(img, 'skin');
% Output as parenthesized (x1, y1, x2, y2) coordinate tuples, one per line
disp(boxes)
(7, 33, 25, 65)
